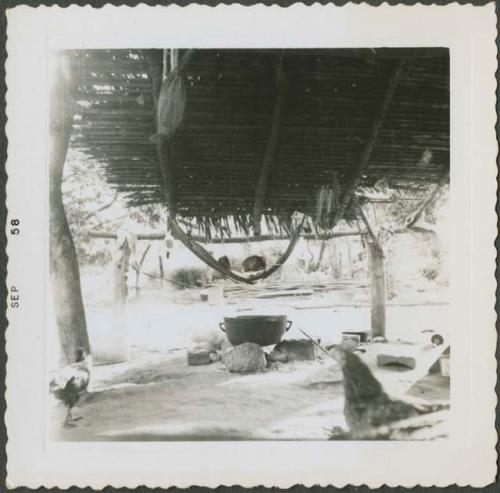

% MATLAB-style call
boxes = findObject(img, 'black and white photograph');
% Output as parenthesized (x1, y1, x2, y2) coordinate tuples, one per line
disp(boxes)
(5, 4, 496, 488)
(48, 46, 451, 441)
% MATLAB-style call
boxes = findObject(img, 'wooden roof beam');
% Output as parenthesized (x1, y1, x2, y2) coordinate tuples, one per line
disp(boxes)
(88, 226, 423, 244)
(252, 58, 288, 235)
(333, 59, 407, 227)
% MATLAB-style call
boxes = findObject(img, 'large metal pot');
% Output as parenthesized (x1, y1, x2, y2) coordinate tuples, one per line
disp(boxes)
(219, 315, 292, 346)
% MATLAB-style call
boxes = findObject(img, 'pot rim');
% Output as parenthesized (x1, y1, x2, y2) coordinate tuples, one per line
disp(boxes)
(223, 314, 288, 321)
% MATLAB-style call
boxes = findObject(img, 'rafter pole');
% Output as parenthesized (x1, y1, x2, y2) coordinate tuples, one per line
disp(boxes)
(404, 170, 449, 229)
(333, 59, 407, 227)
(148, 49, 174, 214)
(252, 58, 288, 235)
(148, 50, 163, 116)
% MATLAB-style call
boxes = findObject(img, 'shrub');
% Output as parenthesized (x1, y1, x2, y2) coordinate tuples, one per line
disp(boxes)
(421, 266, 439, 282)
(171, 266, 207, 289)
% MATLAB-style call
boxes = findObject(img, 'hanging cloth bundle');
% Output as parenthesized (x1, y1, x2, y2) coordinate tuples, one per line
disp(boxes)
(149, 50, 193, 143)
(150, 76, 185, 142)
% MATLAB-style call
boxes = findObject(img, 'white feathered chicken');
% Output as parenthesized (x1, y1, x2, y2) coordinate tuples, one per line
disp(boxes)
(49, 348, 91, 428)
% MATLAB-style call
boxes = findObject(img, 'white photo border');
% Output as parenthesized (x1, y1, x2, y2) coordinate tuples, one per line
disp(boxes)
(5, 3, 498, 488)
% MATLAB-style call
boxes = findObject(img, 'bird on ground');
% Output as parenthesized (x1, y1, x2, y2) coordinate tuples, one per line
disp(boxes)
(49, 348, 91, 428)
(330, 345, 449, 440)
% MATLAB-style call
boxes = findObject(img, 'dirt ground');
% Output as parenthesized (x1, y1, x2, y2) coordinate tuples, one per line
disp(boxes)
(51, 351, 346, 440)
(49, 287, 450, 441)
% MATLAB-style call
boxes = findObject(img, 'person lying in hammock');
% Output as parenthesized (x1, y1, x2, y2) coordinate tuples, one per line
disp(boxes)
(217, 255, 266, 274)
(242, 255, 266, 273)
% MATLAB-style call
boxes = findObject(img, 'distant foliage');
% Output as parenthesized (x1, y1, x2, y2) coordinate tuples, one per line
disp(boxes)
(62, 149, 164, 265)
(362, 183, 449, 292)
(421, 266, 439, 282)
(421, 247, 448, 286)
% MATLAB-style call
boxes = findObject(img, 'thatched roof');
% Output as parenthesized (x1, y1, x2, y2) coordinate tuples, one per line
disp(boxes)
(70, 48, 449, 236)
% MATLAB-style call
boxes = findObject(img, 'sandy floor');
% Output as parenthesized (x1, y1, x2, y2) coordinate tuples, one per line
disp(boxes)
(49, 283, 450, 441)
(49, 348, 449, 441)
(51, 350, 348, 441)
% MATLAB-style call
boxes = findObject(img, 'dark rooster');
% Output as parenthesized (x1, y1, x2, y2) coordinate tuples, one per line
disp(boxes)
(49, 348, 91, 428)
(331, 346, 449, 440)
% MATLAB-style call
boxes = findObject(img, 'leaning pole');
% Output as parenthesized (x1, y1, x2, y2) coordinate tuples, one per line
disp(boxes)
(49, 52, 90, 365)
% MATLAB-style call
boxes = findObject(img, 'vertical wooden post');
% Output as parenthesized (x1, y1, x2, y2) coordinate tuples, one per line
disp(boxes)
(346, 241, 353, 278)
(134, 243, 151, 298)
(385, 241, 396, 300)
(49, 52, 90, 365)
(134, 269, 140, 298)
(113, 237, 130, 304)
(368, 241, 386, 339)
(206, 250, 214, 284)
(358, 204, 387, 339)
(158, 255, 165, 288)
(330, 240, 341, 279)
(105, 233, 132, 364)
(314, 240, 327, 271)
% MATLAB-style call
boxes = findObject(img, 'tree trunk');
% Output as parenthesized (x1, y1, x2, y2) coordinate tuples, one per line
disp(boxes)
(49, 53, 90, 365)
(368, 242, 386, 339)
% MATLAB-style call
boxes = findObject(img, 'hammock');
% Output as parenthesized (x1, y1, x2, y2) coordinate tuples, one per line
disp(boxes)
(168, 215, 304, 285)
(151, 49, 304, 284)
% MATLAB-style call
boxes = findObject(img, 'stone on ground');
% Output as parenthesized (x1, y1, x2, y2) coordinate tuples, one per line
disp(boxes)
(209, 351, 221, 362)
(187, 349, 212, 366)
(268, 339, 317, 363)
(223, 342, 267, 373)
